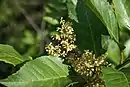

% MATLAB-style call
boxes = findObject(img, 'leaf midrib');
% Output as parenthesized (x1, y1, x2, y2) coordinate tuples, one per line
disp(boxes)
(1, 76, 68, 83)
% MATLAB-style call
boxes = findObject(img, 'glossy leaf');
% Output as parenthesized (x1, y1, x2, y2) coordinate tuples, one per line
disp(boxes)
(67, 0, 106, 55)
(66, 0, 78, 22)
(84, 0, 119, 42)
(121, 68, 130, 86)
(102, 67, 129, 87)
(101, 35, 120, 65)
(113, 0, 130, 30)
(123, 39, 130, 59)
(0, 44, 29, 66)
(101, 35, 111, 50)
(0, 56, 71, 87)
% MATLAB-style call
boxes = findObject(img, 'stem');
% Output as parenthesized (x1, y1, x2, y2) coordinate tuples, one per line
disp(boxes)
(116, 58, 130, 70)
(39, 4, 46, 54)
(13, 0, 41, 34)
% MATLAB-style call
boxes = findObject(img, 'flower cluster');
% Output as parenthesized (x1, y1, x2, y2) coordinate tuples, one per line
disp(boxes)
(45, 17, 76, 57)
(67, 50, 110, 87)
(45, 18, 110, 87)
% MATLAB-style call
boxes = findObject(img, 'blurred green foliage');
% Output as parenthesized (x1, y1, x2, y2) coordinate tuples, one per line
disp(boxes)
(0, 0, 68, 58)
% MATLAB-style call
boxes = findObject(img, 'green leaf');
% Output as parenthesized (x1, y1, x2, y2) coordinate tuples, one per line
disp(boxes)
(107, 40, 120, 65)
(101, 35, 111, 50)
(0, 44, 29, 66)
(113, 0, 130, 30)
(44, 0, 67, 25)
(84, 0, 119, 42)
(66, 0, 78, 22)
(121, 68, 130, 86)
(107, 45, 120, 66)
(67, 0, 106, 55)
(0, 56, 71, 87)
(123, 39, 130, 58)
(43, 16, 59, 25)
(101, 35, 120, 65)
(102, 67, 129, 87)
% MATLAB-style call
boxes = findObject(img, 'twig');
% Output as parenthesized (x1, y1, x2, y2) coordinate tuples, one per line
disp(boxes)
(39, 10, 46, 54)
(13, 0, 47, 54)
(13, 0, 41, 33)
(116, 58, 130, 70)
(39, 0, 48, 54)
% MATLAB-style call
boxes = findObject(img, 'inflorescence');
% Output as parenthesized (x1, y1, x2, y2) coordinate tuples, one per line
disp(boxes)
(45, 18, 110, 87)
(45, 17, 76, 57)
